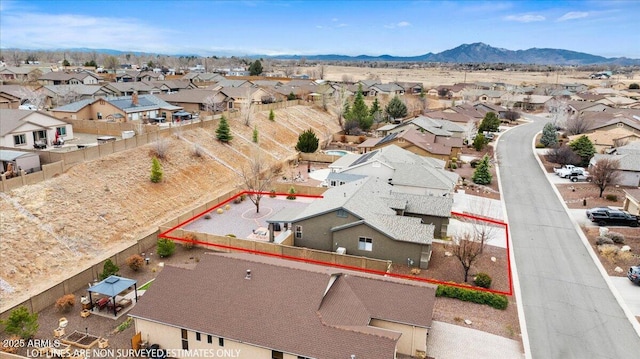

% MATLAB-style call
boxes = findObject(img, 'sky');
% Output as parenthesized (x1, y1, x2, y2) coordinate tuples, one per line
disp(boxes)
(1, 0, 639, 59)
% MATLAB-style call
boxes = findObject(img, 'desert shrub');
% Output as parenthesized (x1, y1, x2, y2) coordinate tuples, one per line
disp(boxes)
(340, 135, 347, 143)
(126, 254, 145, 271)
(1, 306, 39, 339)
(598, 244, 619, 261)
(240, 194, 247, 201)
(0, 335, 21, 353)
(358, 136, 366, 143)
(150, 157, 163, 183)
(535, 143, 545, 148)
(224, 204, 231, 210)
(217, 208, 224, 214)
(287, 186, 297, 200)
(269, 189, 276, 198)
(204, 214, 211, 220)
(157, 238, 176, 257)
(99, 259, 119, 280)
(595, 236, 614, 245)
(450, 162, 457, 169)
(55, 294, 75, 313)
(606, 232, 625, 244)
(151, 138, 169, 159)
(474, 273, 492, 288)
(233, 197, 241, 204)
(183, 233, 197, 250)
(192, 144, 203, 158)
(605, 194, 618, 202)
(470, 159, 480, 168)
(436, 284, 508, 310)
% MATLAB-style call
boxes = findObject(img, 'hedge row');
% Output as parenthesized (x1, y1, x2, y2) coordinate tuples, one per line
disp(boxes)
(436, 284, 508, 310)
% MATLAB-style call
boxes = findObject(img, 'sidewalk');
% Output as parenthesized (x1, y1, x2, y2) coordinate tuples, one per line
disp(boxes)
(427, 321, 524, 359)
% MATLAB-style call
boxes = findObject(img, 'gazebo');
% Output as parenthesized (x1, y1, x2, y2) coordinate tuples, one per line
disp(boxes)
(88, 275, 138, 317)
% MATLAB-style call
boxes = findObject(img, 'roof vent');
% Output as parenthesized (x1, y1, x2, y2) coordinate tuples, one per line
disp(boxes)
(245, 269, 251, 280)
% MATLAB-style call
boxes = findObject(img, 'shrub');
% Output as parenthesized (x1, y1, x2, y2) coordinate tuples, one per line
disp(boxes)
(605, 194, 618, 202)
(1, 306, 39, 339)
(217, 208, 224, 214)
(150, 157, 163, 183)
(606, 232, 625, 244)
(358, 135, 366, 143)
(535, 142, 545, 148)
(598, 244, 619, 261)
(126, 254, 145, 271)
(595, 236, 614, 245)
(470, 159, 480, 168)
(151, 138, 169, 159)
(226, 234, 236, 238)
(157, 238, 176, 257)
(450, 162, 457, 170)
(340, 135, 347, 143)
(224, 204, 231, 210)
(436, 284, 508, 310)
(55, 294, 75, 313)
(192, 144, 203, 158)
(99, 259, 119, 280)
(474, 273, 492, 288)
(183, 233, 196, 250)
(287, 186, 297, 200)
(240, 194, 247, 201)
(204, 214, 211, 220)
(269, 189, 276, 198)
(1, 335, 21, 353)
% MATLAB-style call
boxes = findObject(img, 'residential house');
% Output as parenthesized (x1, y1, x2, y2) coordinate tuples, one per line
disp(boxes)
(502, 94, 552, 111)
(0, 86, 22, 109)
(590, 141, 640, 187)
(596, 96, 638, 108)
(461, 89, 505, 104)
(622, 188, 640, 216)
(327, 144, 459, 199)
(563, 83, 589, 93)
(473, 103, 511, 119)
(103, 82, 162, 96)
(393, 81, 424, 95)
(568, 127, 640, 154)
(368, 83, 405, 97)
(41, 84, 115, 107)
(219, 87, 271, 110)
(0, 109, 73, 149)
(37, 71, 101, 85)
(129, 253, 436, 359)
(182, 72, 225, 84)
(156, 89, 219, 113)
(567, 100, 612, 115)
(583, 112, 640, 135)
(424, 110, 479, 125)
(427, 83, 469, 99)
(0, 66, 38, 82)
(278, 176, 447, 267)
(50, 94, 182, 123)
(146, 80, 197, 94)
(206, 79, 252, 91)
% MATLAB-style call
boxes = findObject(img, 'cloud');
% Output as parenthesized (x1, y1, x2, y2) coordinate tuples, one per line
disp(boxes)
(557, 11, 589, 21)
(335, 23, 348, 28)
(504, 14, 546, 23)
(384, 21, 411, 29)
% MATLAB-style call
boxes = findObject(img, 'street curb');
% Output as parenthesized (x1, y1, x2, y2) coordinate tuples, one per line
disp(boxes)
(494, 122, 532, 359)
(530, 128, 640, 338)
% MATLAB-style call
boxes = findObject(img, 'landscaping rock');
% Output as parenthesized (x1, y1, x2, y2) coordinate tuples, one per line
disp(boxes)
(464, 319, 473, 325)
(444, 251, 453, 257)
(614, 266, 624, 273)
(491, 257, 497, 262)
(620, 245, 631, 252)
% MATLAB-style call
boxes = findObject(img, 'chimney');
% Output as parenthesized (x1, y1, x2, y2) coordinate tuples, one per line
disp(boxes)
(132, 92, 139, 106)
(245, 269, 252, 280)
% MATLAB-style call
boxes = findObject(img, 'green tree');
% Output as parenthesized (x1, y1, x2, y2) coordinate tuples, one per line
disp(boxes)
(540, 122, 558, 147)
(472, 133, 488, 151)
(150, 157, 163, 183)
(287, 92, 297, 101)
(370, 97, 383, 123)
(216, 115, 233, 143)
(249, 60, 263, 76)
(629, 83, 639, 90)
(84, 60, 97, 67)
(252, 125, 258, 143)
(385, 95, 408, 122)
(157, 238, 176, 257)
(472, 154, 492, 185)
(295, 129, 319, 173)
(62, 59, 70, 67)
(268, 109, 275, 121)
(2, 306, 38, 339)
(346, 85, 372, 130)
(568, 135, 596, 167)
(478, 112, 500, 133)
(99, 259, 119, 280)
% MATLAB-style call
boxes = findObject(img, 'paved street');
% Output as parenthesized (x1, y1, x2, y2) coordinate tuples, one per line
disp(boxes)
(498, 116, 640, 359)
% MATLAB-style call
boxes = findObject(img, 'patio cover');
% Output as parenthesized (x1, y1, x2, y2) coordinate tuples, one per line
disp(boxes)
(89, 275, 136, 297)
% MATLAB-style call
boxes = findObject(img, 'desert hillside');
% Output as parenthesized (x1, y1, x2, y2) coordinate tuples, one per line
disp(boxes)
(0, 105, 341, 309)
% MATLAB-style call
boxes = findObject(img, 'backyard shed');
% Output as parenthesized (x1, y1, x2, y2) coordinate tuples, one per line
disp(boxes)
(0, 149, 41, 175)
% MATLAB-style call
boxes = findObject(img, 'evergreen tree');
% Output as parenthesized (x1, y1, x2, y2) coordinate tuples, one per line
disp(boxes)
(249, 60, 263, 76)
(157, 238, 176, 257)
(268, 109, 275, 121)
(287, 92, 297, 101)
(252, 125, 258, 143)
(216, 115, 233, 143)
(369, 97, 383, 123)
(150, 157, 163, 183)
(472, 154, 492, 185)
(99, 259, 120, 280)
(568, 135, 596, 167)
(62, 59, 70, 67)
(295, 129, 319, 172)
(473, 133, 488, 151)
(478, 112, 500, 133)
(345, 85, 371, 130)
(540, 122, 558, 147)
(2, 306, 38, 339)
(385, 95, 408, 122)
(84, 60, 97, 67)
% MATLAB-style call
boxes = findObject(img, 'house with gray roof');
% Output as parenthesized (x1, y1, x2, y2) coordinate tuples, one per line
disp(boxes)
(41, 84, 115, 107)
(129, 252, 436, 359)
(0, 109, 73, 149)
(279, 176, 443, 268)
(38, 71, 101, 85)
(368, 83, 405, 97)
(103, 82, 162, 96)
(591, 142, 640, 187)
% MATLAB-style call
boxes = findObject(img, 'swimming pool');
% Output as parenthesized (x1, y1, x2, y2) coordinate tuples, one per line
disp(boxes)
(325, 150, 350, 156)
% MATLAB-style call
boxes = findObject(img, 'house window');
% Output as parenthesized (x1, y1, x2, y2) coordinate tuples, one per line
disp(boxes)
(13, 134, 26, 146)
(97, 112, 102, 120)
(181, 329, 189, 350)
(295, 225, 303, 239)
(358, 237, 373, 251)
(35, 130, 46, 140)
(207, 335, 212, 344)
(56, 127, 67, 136)
(617, 122, 624, 128)
(228, 102, 234, 109)
(218, 337, 224, 347)
(330, 180, 337, 187)
(272, 351, 284, 359)
(337, 209, 347, 218)
(196, 332, 201, 341)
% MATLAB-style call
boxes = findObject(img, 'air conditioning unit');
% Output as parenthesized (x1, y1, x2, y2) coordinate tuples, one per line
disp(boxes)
(336, 247, 346, 255)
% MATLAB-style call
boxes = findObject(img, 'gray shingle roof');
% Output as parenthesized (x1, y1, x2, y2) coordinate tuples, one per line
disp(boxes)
(51, 98, 95, 112)
(0, 109, 32, 136)
(129, 253, 435, 359)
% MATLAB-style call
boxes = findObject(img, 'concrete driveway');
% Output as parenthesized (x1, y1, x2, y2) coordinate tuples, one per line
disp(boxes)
(609, 276, 640, 316)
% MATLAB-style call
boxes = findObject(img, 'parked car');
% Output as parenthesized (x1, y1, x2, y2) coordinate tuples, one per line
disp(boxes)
(588, 209, 640, 227)
(586, 207, 613, 218)
(567, 171, 590, 182)
(555, 165, 587, 178)
(628, 266, 640, 285)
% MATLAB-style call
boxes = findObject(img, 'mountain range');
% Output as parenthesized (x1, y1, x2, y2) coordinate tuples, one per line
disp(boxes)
(270, 43, 639, 66)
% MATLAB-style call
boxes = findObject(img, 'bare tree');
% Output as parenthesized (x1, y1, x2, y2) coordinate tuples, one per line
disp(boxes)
(317, 64, 326, 80)
(333, 86, 348, 127)
(203, 94, 223, 113)
(240, 88, 254, 126)
(11, 51, 22, 66)
(240, 148, 280, 213)
(546, 145, 581, 166)
(590, 158, 621, 198)
(564, 115, 593, 135)
(448, 231, 484, 282)
(17, 87, 47, 109)
(463, 120, 478, 143)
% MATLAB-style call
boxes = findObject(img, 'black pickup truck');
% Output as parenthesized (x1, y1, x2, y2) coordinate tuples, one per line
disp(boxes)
(588, 209, 639, 227)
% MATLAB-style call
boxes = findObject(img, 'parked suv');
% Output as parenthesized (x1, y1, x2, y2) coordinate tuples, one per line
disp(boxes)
(588, 209, 640, 227)
(628, 266, 640, 285)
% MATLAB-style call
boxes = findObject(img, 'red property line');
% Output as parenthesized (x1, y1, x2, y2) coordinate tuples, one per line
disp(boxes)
(160, 192, 513, 296)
